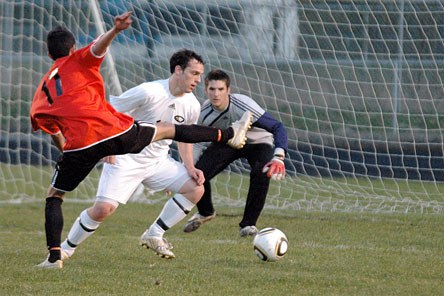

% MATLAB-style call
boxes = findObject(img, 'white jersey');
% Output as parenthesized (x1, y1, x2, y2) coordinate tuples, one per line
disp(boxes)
(96, 79, 201, 204)
(110, 79, 201, 163)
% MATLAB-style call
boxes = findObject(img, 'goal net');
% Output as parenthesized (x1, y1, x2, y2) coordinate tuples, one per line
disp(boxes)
(1, 0, 444, 213)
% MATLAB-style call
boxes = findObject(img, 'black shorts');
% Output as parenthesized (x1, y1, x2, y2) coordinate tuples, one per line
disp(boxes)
(51, 121, 156, 192)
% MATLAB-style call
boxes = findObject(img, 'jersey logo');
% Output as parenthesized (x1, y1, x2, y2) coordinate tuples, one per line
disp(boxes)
(41, 82, 53, 106)
(42, 67, 63, 106)
(174, 115, 185, 123)
(169, 104, 175, 109)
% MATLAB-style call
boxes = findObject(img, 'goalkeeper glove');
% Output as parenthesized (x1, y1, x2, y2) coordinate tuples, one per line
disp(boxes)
(262, 149, 286, 181)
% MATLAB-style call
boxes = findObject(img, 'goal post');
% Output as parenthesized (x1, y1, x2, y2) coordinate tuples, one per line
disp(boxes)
(1, 0, 443, 213)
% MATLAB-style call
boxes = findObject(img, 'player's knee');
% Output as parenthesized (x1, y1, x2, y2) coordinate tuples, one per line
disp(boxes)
(189, 184, 204, 203)
(179, 186, 203, 204)
(89, 198, 119, 221)
(89, 205, 114, 221)
(195, 185, 204, 198)
(47, 187, 65, 199)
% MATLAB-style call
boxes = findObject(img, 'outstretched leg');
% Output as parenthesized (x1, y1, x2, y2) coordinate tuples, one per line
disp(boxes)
(155, 111, 252, 149)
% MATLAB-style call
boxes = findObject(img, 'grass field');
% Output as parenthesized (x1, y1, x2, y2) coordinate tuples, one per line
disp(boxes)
(1, 202, 443, 295)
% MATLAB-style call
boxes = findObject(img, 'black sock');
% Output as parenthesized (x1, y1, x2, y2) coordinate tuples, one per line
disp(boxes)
(45, 197, 63, 262)
(174, 125, 234, 144)
(220, 127, 234, 143)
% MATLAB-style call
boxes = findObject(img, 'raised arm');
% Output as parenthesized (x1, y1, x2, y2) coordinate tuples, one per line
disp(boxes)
(92, 11, 133, 56)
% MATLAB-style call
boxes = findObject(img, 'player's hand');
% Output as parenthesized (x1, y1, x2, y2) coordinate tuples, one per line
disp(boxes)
(262, 156, 285, 181)
(188, 168, 205, 186)
(114, 11, 133, 32)
(102, 155, 116, 165)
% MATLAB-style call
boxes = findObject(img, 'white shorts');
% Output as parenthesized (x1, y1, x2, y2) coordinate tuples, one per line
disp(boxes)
(96, 154, 191, 204)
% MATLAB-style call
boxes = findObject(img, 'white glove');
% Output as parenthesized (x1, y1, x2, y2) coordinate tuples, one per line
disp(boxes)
(262, 149, 286, 181)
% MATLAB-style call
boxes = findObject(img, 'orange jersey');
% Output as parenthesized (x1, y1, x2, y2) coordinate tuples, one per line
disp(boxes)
(30, 42, 134, 151)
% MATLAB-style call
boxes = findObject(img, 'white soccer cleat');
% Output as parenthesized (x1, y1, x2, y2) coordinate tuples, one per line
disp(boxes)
(228, 111, 252, 149)
(140, 232, 175, 259)
(60, 249, 71, 261)
(35, 259, 63, 269)
(35, 248, 70, 269)
(35, 250, 72, 269)
(239, 225, 258, 237)
(183, 212, 216, 233)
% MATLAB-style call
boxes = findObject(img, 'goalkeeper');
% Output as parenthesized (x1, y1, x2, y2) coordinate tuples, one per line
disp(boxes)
(183, 69, 288, 237)
(31, 13, 250, 269)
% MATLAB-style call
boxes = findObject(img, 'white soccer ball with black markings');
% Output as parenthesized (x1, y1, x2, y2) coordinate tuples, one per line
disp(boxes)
(253, 227, 288, 262)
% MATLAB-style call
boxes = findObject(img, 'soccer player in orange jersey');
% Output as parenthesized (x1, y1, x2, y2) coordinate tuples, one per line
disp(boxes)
(31, 12, 252, 269)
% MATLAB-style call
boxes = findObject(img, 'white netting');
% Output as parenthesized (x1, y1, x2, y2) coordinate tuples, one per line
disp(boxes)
(1, 0, 444, 213)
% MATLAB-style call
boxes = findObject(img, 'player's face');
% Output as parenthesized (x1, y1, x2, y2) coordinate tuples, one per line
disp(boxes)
(205, 80, 230, 111)
(178, 59, 204, 94)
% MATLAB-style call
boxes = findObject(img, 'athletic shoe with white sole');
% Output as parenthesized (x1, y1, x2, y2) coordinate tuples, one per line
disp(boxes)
(35, 249, 70, 269)
(60, 249, 74, 261)
(60, 249, 71, 261)
(227, 111, 252, 149)
(183, 212, 216, 233)
(35, 259, 63, 269)
(140, 232, 175, 259)
(239, 225, 258, 237)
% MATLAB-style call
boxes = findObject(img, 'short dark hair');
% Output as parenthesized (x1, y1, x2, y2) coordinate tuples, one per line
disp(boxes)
(204, 69, 231, 88)
(46, 26, 75, 60)
(169, 49, 204, 74)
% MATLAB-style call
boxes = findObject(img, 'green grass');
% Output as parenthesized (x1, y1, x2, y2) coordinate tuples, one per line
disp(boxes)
(1, 202, 443, 295)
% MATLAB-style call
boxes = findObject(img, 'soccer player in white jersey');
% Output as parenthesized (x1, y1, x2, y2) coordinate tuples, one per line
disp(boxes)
(183, 69, 288, 237)
(59, 51, 252, 260)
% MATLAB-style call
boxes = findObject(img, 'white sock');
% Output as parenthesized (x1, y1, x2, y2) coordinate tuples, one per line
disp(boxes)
(60, 240, 76, 258)
(61, 209, 101, 255)
(147, 194, 195, 237)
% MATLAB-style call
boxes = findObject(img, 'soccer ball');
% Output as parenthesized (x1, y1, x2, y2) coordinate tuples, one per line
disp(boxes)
(253, 227, 288, 262)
